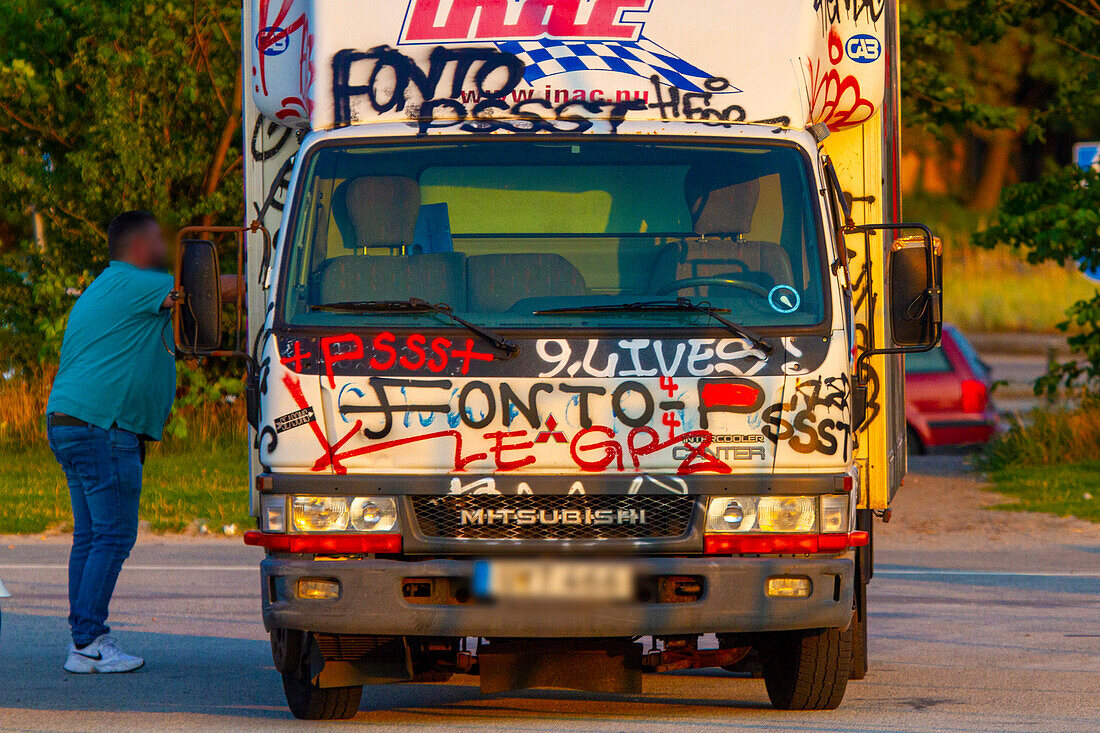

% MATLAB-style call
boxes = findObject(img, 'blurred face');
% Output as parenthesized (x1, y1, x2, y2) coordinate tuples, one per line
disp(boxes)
(127, 221, 169, 270)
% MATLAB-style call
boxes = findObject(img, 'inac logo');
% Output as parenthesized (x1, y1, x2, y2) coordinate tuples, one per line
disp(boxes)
(400, 0, 653, 42)
(398, 0, 735, 93)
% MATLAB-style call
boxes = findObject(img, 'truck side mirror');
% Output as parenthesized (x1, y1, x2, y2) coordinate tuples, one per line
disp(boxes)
(177, 239, 222, 353)
(174, 223, 266, 359)
(889, 235, 942, 348)
(846, 223, 943, 431)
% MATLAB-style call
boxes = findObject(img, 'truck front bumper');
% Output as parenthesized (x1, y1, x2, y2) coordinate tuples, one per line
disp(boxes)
(260, 554, 854, 637)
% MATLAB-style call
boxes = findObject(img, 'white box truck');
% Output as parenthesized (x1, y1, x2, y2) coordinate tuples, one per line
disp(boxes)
(176, 0, 941, 718)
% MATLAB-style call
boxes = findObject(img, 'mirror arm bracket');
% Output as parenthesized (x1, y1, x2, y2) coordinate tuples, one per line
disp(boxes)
(850, 221, 943, 381)
(847, 221, 943, 431)
(175, 223, 270, 360)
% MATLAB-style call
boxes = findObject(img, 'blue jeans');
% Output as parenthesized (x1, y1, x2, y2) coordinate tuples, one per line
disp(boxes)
(47, 423, 143, 645)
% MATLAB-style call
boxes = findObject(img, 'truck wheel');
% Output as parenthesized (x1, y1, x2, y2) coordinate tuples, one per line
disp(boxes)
(270, 628, 303, 674)
(281, 654, 363, 720)
(762, 625, 851, 710)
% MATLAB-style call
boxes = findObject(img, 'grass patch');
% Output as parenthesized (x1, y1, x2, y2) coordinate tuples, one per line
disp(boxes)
(0, 441, 250, 534)
(980, 398, 1100, 523)
(945, 247, 1096, 334)
(983, 398, 1100, 468)
(985, 462, 1100, 523)
(906, 193, 1098, 333)
(0, 373, 251, 534)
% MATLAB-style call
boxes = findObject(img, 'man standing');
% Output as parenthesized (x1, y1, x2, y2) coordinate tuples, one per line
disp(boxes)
(46, 210, 182, 673)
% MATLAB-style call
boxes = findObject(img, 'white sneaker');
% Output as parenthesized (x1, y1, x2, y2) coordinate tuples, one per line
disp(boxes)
(63, 635, 144, 674)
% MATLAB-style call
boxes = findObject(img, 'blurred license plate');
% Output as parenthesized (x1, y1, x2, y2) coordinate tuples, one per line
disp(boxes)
(473, 560, 633, 602)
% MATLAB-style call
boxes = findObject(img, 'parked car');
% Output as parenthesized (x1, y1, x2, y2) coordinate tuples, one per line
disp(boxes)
(905, 324, 999, 453)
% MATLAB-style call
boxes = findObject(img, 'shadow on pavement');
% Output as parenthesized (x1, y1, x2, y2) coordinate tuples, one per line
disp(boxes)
(0, 611, 805, 722)
(0, 611, 292, 719)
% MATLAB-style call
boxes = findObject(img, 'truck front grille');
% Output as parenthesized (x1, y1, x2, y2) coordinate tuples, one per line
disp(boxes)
(410, 494, 697, 540)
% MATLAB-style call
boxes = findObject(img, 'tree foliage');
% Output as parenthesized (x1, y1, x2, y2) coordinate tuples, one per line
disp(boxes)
(0, 0, 241, 369)
(905, 0, 1100, 394)
(976, 165, 1100, 396)
(900, 2, 1021, 138)
(902, 0, 1100, 141)
(1, 0, 1099, 396)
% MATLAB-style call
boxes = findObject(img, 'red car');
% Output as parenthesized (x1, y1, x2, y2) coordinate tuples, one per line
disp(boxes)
(905, 324, 999, 453)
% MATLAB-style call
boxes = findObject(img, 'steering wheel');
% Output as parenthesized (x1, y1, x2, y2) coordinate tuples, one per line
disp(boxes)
(654, 276, 770, 297)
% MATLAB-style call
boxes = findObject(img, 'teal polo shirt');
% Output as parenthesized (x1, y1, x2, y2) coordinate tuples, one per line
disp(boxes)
(47, 260, 177, 440)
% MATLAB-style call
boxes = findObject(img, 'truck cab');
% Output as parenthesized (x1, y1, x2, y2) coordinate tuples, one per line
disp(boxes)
(177, 0, 940, 718)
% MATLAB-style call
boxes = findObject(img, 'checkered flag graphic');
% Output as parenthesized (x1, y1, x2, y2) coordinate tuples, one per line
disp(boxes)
(495, 37, 733, 94)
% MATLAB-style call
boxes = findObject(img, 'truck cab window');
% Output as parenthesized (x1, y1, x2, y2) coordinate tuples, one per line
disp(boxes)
(280, 140, 827, 331)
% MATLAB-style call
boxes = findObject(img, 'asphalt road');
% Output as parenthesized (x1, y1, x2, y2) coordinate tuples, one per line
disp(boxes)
(948, 330, 1057, 414)
(1, 456, 1097, 732)
(982, 352, 1049, 414)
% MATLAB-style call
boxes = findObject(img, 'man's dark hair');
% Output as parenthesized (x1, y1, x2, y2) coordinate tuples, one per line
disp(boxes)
(107, 210, 157, 260)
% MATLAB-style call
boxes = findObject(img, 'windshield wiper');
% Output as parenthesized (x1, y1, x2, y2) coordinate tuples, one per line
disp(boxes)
(311, 298, 518, 356)
(535, 297, 773, 355)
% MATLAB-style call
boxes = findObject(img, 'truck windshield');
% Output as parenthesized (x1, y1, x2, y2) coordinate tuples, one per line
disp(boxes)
(280, 139, 827, 330)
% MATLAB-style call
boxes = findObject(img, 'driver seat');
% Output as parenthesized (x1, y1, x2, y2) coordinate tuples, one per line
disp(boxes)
(648, 169, 794, 298)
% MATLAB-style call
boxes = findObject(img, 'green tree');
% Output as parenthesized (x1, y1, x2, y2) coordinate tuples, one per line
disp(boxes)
(903, 0, 1100, 394)
(0, 0, 242, 369)
(976, 166, 1100, 396)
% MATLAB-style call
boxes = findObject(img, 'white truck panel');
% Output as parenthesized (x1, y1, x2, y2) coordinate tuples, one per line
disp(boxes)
(249, 0, 887, 133)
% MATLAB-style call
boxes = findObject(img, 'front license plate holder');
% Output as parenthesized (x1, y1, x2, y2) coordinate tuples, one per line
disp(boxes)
(472, 559, 634, 602)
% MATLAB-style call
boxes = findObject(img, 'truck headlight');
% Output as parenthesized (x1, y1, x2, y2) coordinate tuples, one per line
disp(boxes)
(350, 497, 398, 532)
(705, 497, 757, 532)
(285, 496, 400, 534)
(706, 495, 845, 534)
(291, 496, 350, 533)
(757, 496, 816, 533)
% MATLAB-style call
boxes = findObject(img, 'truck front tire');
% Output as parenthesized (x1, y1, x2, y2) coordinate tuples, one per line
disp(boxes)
(282, 663, 363, 720)
(277, 631, 362, 720)
(762, 625, 852, 710)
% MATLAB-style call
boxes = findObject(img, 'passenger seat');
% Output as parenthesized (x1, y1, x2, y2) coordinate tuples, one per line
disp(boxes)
(313, 175, 468, 308)
(331, 175, 420, 252)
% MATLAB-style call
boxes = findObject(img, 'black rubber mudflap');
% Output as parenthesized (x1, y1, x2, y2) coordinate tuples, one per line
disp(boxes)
(479, 639, 642, 694)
